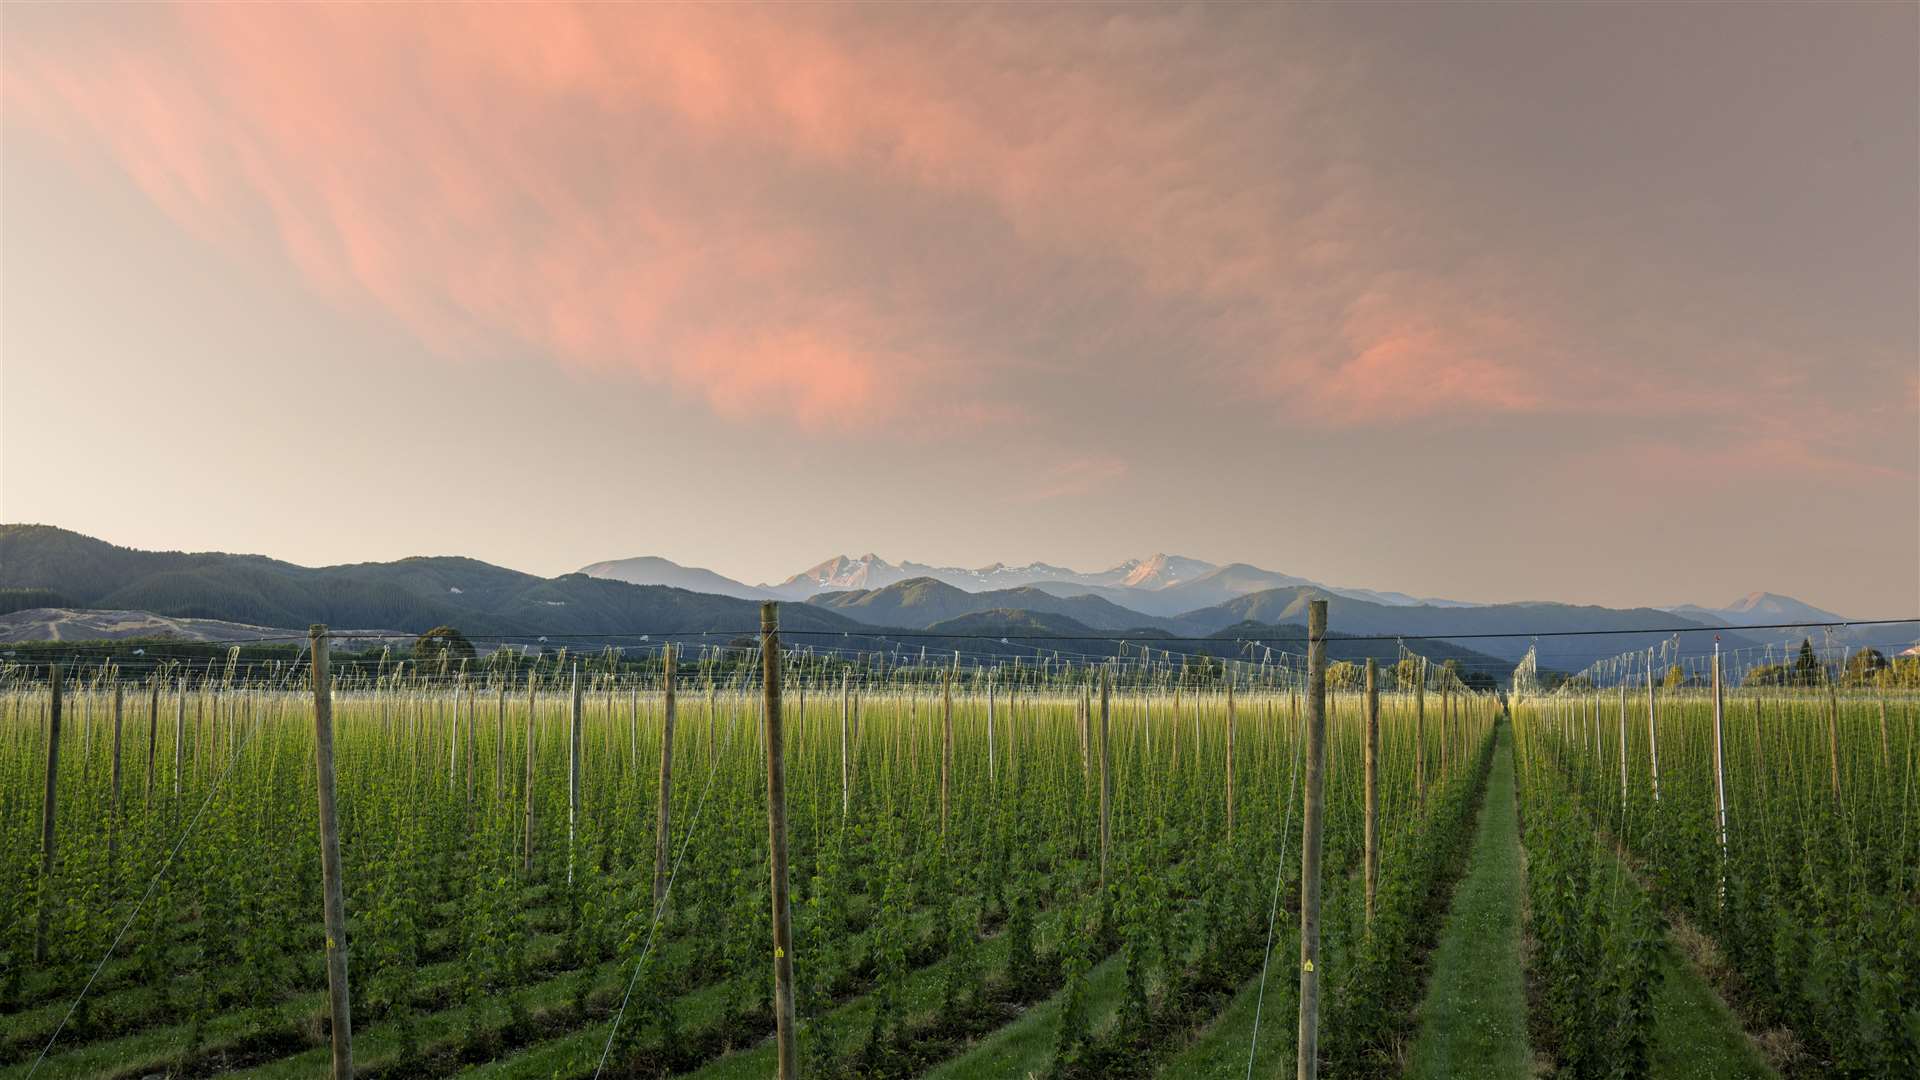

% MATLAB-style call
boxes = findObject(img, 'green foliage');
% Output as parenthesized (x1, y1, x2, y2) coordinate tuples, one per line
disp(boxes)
(1515, 678, 1918, 1078)
(3, 649, 1520, 1079)
(0, 586, 73, 615)
(413, 624, 477, 663)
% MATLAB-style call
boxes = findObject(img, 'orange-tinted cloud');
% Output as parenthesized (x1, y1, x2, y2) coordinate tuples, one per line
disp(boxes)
(2, 2, 1904, 450)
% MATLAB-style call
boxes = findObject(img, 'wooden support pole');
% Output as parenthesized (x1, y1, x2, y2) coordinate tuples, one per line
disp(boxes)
(1363, 657, 1378, 928)
(1876, 691, 1890, 772)
(145, 680, 159, 799)
(840, 670, 852, 818)
(174, 678, 187, 799)
(1226, 674, 1237, 842)
(449, 682, 460, 791)
(568, 663, 582, 887)
(465, 676, 476, 806)
(1646, 650, 1660, 803)
(524, 672, 537, 875)
(1618, 679, 1629, 807)
(109, 683, 124, 867)
(1297, 599, 1329, 1080)
(985, 670, 997, 789)
(654, 646, 677, 911)
(941, 667, 953, 838)
(1825, 679, 1842, 803)
(1098, 666, 1112, 888)
(759, 603, 799, 1079)
(1711, 641, 1729, 896)
(309, 626, 353, 1080)
(36, 664, 63, 964)
(497, 682, 507, 802)
(1414, 659, 1427, 803)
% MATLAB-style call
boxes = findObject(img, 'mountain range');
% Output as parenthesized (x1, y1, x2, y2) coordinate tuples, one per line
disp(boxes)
(1661, 591, 1847, 628)
(582, 549, 1839, 629)
(0, 524, 1867, 675)
(585, 550, 1482, 611)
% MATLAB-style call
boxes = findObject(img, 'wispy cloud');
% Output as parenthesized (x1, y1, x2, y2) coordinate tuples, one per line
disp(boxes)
(3, 2, 1910, 460)
(1011, 455, 1131, 504)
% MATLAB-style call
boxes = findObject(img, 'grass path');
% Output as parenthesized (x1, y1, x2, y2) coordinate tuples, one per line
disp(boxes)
(919, 955, 1124, 1080)
(1407, 723, 1530, 1079)
(1643, 942, 1777, 1080)
(1150, 935, 1299, 1080)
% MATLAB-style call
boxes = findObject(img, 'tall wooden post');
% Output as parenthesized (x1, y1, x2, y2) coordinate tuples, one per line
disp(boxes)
(1646, 651, 1660, 803)
(174, 678, 187, 798)
(1617, 679, 1629, 806)
(36, 664, 63, 964)
(496, 682, 507, 801)
(941, 668, 953, 838)
(1825, 679, 1842, 803)
(524, 672, 537, 875)
(1098, 666, 1112, 888)
(985, 670, 997, 789)
(568, 664, 582, 887)
(1226, 674, 1237, 842)
(759, 603, 799, 1079)
(654, 646, 678, 910)
(1711, 641, 1729, 892)
(840, 670, 852, 818)
(1363, 657, 1379, 927)
(1297, 599, 1328, 1080)
(145, 679, 159, 799)
(465, 675, 477, 806)
(109, 682, 124, 867)
(309, 627, 353, 1080)
(1414, 658, 1427, 803)
(1876, 691, 1890, 772)
(449, 680, 460, 791)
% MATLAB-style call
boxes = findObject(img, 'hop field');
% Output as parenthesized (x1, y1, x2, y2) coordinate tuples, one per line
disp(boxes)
(2, 632, 1911, 1079)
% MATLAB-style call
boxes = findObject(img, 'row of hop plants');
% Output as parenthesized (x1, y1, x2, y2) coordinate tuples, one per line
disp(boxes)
(5, 650, 1498, 1079)
(1511, 720, 1663, 1080)
(1517, 678, 1918, 1078)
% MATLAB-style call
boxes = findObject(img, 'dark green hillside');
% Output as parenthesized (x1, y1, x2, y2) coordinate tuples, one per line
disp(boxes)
(0, 524, 863, 640)
(807, 576, 1155, 631)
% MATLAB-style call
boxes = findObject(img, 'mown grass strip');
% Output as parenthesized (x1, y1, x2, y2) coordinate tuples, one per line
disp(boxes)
(1150, 930, 1299, 1080)
(1645, 914, 1778, 1079)
(1407, 724, 1529, 1079)
(922, 954, 1124, 1080)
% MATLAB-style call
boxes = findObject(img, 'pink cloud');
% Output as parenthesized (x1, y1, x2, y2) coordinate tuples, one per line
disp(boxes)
(4, 3, 1901, 448)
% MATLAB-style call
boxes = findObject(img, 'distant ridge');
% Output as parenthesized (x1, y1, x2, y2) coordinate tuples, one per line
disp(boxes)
(0, 524, 863, 640)
(4, 524, 1864, 678)
(1664, 591, 1848, 628)
(750, 549, 1478, 612)
(579, 555, 769, 600)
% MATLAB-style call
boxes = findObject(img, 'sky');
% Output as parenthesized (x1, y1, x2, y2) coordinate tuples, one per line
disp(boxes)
(2, 3, 1915, 618)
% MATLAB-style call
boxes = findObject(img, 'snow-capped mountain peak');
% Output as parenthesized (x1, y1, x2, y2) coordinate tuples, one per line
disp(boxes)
(1117, 553, 1217, 590)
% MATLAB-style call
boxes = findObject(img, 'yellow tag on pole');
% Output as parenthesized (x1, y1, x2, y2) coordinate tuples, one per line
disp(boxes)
(1303, 958, 1314, 972)
(775, 946, 785, 959)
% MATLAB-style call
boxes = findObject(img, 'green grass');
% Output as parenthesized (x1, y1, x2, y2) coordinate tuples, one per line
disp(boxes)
(1408, 724, 1529, 1079)
(922, 955, 1123, 1080)
(1150, 935, 1298, 1080)
(1645, 926, 1777, 1080)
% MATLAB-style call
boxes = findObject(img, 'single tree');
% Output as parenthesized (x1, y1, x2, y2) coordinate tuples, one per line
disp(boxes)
(413, 625, 476, 662)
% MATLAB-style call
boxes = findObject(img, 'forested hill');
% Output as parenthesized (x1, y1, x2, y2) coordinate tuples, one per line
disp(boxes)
(0, 524, 862, 639)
